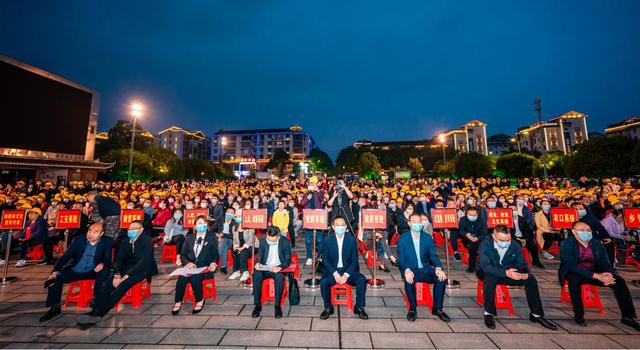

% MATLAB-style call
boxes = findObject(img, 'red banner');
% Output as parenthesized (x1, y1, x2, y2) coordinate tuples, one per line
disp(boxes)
(550, 208, 578, 229)
(55, 210, 81, 229)
(431, 208, 459, 229)
(242, 209, 268, 229)
(183, 209, 209, 228)
(623, 208, 640, 229)
(303, 209, 328, 230)
(487, 209, 513, 228)
(0, 209, 26, 230)
(361, 209, 387, 229)
(120, 209, 144, 229)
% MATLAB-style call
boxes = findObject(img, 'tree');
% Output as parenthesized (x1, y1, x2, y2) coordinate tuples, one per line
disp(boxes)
(542, 152, 567, 177)
(143, 148, 184, 180)
(95, 120, 148, 158)
(433, 160, 455, 177)
(266, 149, 291, 177)
(308, 148, 335, 174)
(335, 146, 362, 174)
(408, 157, 424, 174)
(454, 152, 492, 178)
(101, 149, 153, 181)
(183, 159, 222, 179)
(495, 153, 538, 178)
(358, 152, 381, 179)
(565, 136, 638, 178)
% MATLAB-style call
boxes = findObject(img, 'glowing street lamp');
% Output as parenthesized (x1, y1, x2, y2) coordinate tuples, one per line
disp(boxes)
(438, 134, 447, 165)
(127, 101, 144, 182)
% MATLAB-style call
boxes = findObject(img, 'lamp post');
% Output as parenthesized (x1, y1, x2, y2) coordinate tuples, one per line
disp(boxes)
(127, 102, 143, 182)
(511, 138, 521, 153)
(439, 134, 447, 165)
(534, 98, 548, 179)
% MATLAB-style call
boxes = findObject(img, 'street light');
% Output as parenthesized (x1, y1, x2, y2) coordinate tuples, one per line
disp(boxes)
(127, 102, 143, 182)
(438, 134, 447, 165)
(510, 137, 521, 153)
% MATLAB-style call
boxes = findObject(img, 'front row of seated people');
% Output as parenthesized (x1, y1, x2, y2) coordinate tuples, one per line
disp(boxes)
(38, 215, 640, 332)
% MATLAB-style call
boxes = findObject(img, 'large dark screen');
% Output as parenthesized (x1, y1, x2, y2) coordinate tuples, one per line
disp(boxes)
(0, 60, 92, 155)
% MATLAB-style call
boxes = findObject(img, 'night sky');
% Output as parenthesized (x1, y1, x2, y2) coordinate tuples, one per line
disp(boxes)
(1, 1, 639, 158)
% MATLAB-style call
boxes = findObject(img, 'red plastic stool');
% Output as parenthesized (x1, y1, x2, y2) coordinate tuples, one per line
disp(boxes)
(389, 234, 399, 246)
(559, 281, 605, 315)
(184, 278, 217, 305)
(433, 231, 445, 247)
(547, 242, 560, 255)
(27, 245, 44, 261)
(260, 277, 288, 306)
(331, 284, 354, 310)
(448, 243, 469, 264)
(64, 279, 94, 308)
(625, 245, 640, 268)
(291, 253, 301, 279)
(116, 279, 152, 309)
(366, 250, 380, 268)
(522, 247, 532, 265)
(227, 250, 234, 270)
(476, 279, 515, 315)
(403, 282, 433, 310)
(160, 244, 177, 263)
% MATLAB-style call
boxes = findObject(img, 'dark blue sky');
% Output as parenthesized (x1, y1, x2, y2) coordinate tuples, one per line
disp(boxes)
(1, 1, 639, 158)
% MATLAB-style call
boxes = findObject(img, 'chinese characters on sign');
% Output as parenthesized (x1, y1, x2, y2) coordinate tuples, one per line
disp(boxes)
(0, 210, 26, 229)
(550, 208, 578, 229)
(119, 209, 144, 229)
(431, 209, 459, 229)
(623, 208, 640, 229)
(361, 209, 387, 229)
(302, 209, 328, 230)
(242, 209, 268, 229)
(486, 209, 513, 228)
(183, 209, 209, 228)
(55, 210, 81, 229)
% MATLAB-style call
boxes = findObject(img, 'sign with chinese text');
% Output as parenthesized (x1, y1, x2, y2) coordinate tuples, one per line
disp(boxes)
(119, 209, 144, 229)
(623, 208, 640, 229)
(487, 209, 513, 228)
(184, 209, 209, 228)
(242, 209, 268, 229)
(361, 209, 387, 229)
(431, 209, 459, 229)
(550, 208, 578, 229)
(55, 210, 81, 229)
(0, 210, 26, 230)
(302, 209, 328, 230)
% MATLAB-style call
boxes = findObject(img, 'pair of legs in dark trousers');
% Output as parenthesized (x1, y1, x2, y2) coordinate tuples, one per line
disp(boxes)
(45, 269, 109, 307)
(566, 272, 637, 320)
(91, 272, 148, 317)
(477, 271, 544, 316)
(165, 235, 185, 257)
(252, 270, 286, 306)
(517, 238, 542, 266)
(404, 268, 446, 312)
(542, 232, 563, 251)
(232, 248, 255, 273)
(42, 235, 60, 262)
(449, 230, 460, 251)
(18, 238, 40, 260)
(320, 268, 367, 312)
(461, 236, 480, 270)
(174, 272, 214, 303)
(288, 223, 296, 248)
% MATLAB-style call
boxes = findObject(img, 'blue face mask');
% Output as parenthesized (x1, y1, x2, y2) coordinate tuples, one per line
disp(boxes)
(497, 241, 511, 249)
(578, 230, 592, 242)
(411, 223, 424, 232)
(542, 205, 550, 211)
(195, 224, 208, 233)
(334, 226, 346, 236)
(468, 215, 478, 222)
(487, 202, 496, 209)
(127, 229, 139, 240)
(235, 218, 242, 224)
(173, 213, 182, 220)
(225, 213, 234, 219)
(577, 209, 587, 217)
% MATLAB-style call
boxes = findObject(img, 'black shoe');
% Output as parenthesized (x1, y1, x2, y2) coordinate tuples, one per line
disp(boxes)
(251, 306, 262, 318)
(220, 267, 228, 275)
(533, 262, 545, 269)
(390, 260, 399, 267)
(529, 314, 557, 330)
(191, 300, 205, 315)
(574, 317, 587, 327)
(37, 259, 48, 265)
(466, 267, 475, 273)
(378, 266, 391, 273)
(275, 306, 283, 319)
(453, 252, 462, 262)
(484, 314, 496, 329)
(320, 308, 334, 320)
(171, 303, 182, 316)
(39, 306, 61, 322)
(355, 307, 368, 320)
(432, 310, 451, 323)
(407, 310, 417, 322)
(621, 317, 640, 332)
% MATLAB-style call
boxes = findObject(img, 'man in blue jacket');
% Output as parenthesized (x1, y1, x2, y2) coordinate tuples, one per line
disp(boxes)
(458, 207, 486, 273)
(15, 207, 49, 267)
(319, 216, 368, 320)
(40, 222, 113, 322)
(398, 213, 450, 322)
(477, 225, 557, 330)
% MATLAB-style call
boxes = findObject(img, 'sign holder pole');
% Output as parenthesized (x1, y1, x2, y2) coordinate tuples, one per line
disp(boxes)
(1, 230, 19, 285)
(443, 229, 460, 289)
(304, 229, 320, 288)
(367, 231, 384, 288)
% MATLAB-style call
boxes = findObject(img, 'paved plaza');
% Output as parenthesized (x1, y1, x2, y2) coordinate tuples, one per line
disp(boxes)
(0, 238, 639, 349)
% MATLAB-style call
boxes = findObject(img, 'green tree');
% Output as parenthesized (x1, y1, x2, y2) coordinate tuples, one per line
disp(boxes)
(565, 136, 638, 178)
(454, 152, 492, 178)
(335, 146, 362, 174)
(308, 148, 335, 174)
(101, 149, 153, 181)
(433, 160, 455, 177)
(183, 159, 219, 179)
(266, 149, 291, 177)
(358, 152, 382, 179)
(495, 153, 538, 178)
(95, 120, 148, 158)
(143, 148, 184, 180)
(408, 157, 424, 174)
(541, 152, 567, 177)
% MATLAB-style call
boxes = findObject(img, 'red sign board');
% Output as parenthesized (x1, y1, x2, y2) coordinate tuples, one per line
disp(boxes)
(623, 208, 640, 228)
(55, 210, 81, 229)
(184, 209, 209, 228)
(303, 209, 328, 230)
(0, 209, 26, 230)
(487, 209, 513, 228)
(550, 208, 578, 229)
(242, 209, 268, 229)
(431, 208, 459, 229)
(361, 209, 387, 229)
(120, 209, 144, 229)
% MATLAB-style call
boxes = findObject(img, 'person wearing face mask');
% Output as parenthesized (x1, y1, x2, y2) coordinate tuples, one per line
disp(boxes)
(398, 214, 450, 323)
(559, 222, 640, 331)
(76, 220, 158, 328)
(231, 212, 258, 282)
(172, 216, 219, 315)
(152, 199, 172, 229)
(415, 194, 430, 216)
(164, 209, 188, 266)
(477, 225, 557, 330)
(396, 203, 414, 235)
(601, 208, 625, 245)
(300, 179, 325, 265)
(514, 195, 535, 230)
(534, 199, 563, 260)
(458, 207, 485, 273)
(251, 226, 292, 319)
(208, 195, 225, 231)
(216, 208, 237, 276)
(385, 198, 401, 243)
(319, 216, 368, 320)
(464, 195, 488, 236)
(573, 203, 615, 266)
(271, 200, 290, 237)
(507, 204, 543, 268)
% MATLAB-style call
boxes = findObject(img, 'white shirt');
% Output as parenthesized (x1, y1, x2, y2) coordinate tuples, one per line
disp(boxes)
(494, 241, 508, 264)
(193, 234, 205, 258)
(265, 241, 281, 267)
(336, 235, 345, 269)
(514, 216, 523, 238)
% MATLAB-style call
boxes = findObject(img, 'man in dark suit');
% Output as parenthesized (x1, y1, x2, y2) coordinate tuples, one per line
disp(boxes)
(507, 204, 543, 268)
(40, 222, 113, 322)
(559, 221, 640, 331)
(573, 203, 615, 266)
(398, 213, 450, 322)
(477, 225, 557, 330)
(251, 226, 292, 318)
(76, 220, 158, 328)
(458, 207, 486, 273)
(319, 216, 368, 320)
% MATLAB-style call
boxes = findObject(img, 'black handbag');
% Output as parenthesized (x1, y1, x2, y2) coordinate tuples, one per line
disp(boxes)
(288, 274, 300, 305)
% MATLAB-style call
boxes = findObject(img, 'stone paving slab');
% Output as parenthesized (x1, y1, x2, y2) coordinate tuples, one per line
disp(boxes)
(428, 332, 496, 349)
(370, 332, 434, 348)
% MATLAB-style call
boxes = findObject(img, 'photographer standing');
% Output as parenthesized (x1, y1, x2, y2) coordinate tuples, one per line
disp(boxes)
(300, 177, 325, 265)
(327, 179, 354, 228)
